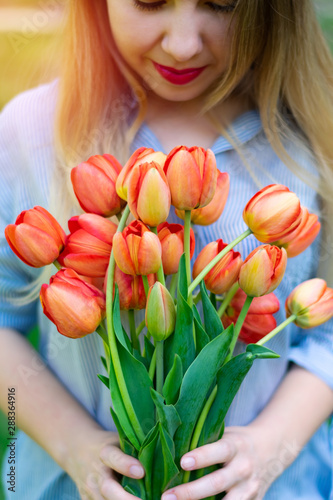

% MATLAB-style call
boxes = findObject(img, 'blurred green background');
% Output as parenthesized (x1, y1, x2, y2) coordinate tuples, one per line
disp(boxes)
(0, 1, 332, 499)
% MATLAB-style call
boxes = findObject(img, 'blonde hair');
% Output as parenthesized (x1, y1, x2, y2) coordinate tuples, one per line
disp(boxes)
(43, 0, 333, 296)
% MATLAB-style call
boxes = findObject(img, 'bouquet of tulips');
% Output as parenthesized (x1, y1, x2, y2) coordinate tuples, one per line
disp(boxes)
(5, 146, 333, 499)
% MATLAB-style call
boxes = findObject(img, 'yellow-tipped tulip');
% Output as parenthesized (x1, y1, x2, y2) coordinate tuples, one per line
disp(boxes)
(239, 245, 287, 297)
(286, 278, 333, 328)
(145, 282, 176, 341)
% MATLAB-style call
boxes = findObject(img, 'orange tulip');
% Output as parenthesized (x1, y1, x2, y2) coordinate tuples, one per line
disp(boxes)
(116, 147, 166, 201)
(5, 206, 66, 268)
(127, 161, 171, 227)
(243, 184, 302, 243)
(222, 289, 280, 344)
(164, 146, 217, 210)
(113, 266, 156, 310)
(274, 207, 321, 258)
(286, 278, 333, 328)
(157, 222, 195, 275)
(71, 154, 126, 217)
(58, 214, 117, 277)
(112, 220, 162, 276)
(239, 245, 287, 297)
(192, 239, 243, 295)
(40, 269, 106, 339)
(145, 282, 176, 341)
(175, 171, 229, 225)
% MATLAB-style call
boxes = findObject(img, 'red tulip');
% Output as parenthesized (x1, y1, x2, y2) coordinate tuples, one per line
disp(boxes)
(164, 146, 217, 210)
(222, 289, 280, 344)
(5, 206, 66, 268)
(112, 220, 162, 276)
(145, 282, 176, 341)
(239, 245, 287, 297)
(71, 154, 126, 217)
(58, 214, 117, 277)
(127, 161, 171, 226)
(116, 147, 166, 201)
(243, 184, 302, 243)
(175, 171, 230, 225)
(274, 207, 321, 258)
(192, 239, 243, 295)
(113, 266, 156, 310)
(40, 269, 106, 338)
(286, 278, 333, 328)
(157, 222, 195, 275)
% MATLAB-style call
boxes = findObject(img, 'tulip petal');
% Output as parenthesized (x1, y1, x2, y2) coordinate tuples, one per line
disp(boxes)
(12, 224, 61, 267)
(62, 253, 110, 277)
(239, 248, 274, 297)
(113, 233, 136, 276)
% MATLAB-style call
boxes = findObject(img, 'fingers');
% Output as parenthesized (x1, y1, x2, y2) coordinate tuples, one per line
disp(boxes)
(99, 444, 145, 480)
(180, 438, 237, 472)
(224, 478, 262, 500)
(79, 467, 140, 500)
(100, 476, 143, 500)
(162, 456, 253, 500)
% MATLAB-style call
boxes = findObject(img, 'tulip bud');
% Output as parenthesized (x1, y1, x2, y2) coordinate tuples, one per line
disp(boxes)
(164, 146, 217, 210)
(5, 206, 66, 268)
(116, 147, 166, 201)
(112, 266, 156, 310)
(286, 278, 333, 328)
(145, 282, 176, 341)
(58, 214, 117, 277)
(243, 184, 302, 243)
(222, 289, 280, 344)
(71, 154, 126, 217)
(239, 245, 287, 297)
(112, 220, 162, 276)
(274, 207, 321, 258)
(192, 239, 242, 295)
(40, 269, 106, 338)
(176, 171, 230, 225)
(127, 161, 171, 226)
(157, 222, 195, 275)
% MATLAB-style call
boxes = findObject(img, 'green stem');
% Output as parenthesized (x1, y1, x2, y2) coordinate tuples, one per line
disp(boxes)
(156, 340, 164, 395)
(193, 292, 201, 305)
(142, 274, 150, 297)
(128, 310, 139, 352)
(150, 227, 166, 286)
(136, 318, 146, 338)
(184, 210, 193, 307)
(106, 205, 145, 445)
(169, 272, 178, 300)
(256, 315, 297, 346)
(225, 295, 253, 364)
(217, 282, 240, 318)
(188, 229, 252, 297)
(97, 324, 110, 373)
(53, 260, 61, 271)
(183, 386, 218, 484)
(148, 347, 157, 381)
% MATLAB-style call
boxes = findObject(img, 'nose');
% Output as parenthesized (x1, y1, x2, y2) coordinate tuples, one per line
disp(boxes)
(161, 12, 203, 62)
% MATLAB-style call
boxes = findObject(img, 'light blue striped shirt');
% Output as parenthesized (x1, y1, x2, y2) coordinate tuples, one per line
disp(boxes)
(0, 82, 332, 500)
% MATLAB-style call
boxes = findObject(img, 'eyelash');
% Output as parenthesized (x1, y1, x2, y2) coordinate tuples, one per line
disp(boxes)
(133, 1, 236, 13)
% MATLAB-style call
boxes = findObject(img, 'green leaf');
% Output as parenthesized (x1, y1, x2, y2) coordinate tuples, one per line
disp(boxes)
(144, 336, 155, 365)
(100, 355, 108, 373)
(174, 325, 234, 462)
(139, 424, 160, 500)
(97, 374, 109, 389)
(163, 354, 183, 405)
(113, 286, 132, 352)
(165, 255, 195, 374)
(117, 339, 155, 436)
(200, 281, 224, 340)
(199, 353, 254, 445)
(193, 304, 210, 355)
(109, 357, 140, 450)
(150, 389, 181, 439)
(246, 344, 280, 359)
(159, 424, 180, 491)
(133, 348, 150, 370)
(124, 486, 136, 495)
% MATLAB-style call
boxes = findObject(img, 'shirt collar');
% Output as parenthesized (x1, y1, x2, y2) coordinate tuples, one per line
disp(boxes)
(132, 109, 262, 155)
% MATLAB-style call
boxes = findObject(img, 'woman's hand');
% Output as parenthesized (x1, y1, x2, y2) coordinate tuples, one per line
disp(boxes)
(161, 425, 286, 500)
(65, 428, 145, 499)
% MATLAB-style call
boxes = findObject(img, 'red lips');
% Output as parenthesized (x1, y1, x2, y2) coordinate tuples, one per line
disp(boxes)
(153, 62, 207, 85)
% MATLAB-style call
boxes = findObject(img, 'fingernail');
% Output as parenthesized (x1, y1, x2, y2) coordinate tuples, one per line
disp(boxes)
(129, 465, 144, 478)
(181, 456, 196, 470)
(162, 494, 177, 500)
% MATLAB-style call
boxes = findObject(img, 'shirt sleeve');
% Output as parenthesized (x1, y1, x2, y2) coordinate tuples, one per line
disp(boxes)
(0, 94, 45, 336)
